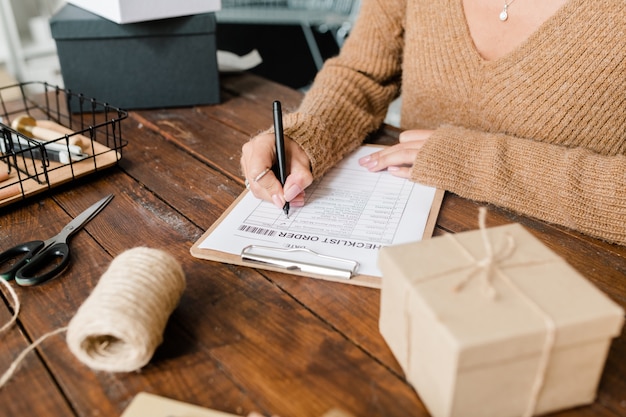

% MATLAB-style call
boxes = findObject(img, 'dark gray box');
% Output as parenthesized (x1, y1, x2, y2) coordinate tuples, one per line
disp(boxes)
(50, 4, 220, 110)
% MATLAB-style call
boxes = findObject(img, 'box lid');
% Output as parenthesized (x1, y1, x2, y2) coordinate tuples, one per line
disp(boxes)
(66, 0, 221, 24)
(50, 4, 216, 40)
(378, 223, 625, 369)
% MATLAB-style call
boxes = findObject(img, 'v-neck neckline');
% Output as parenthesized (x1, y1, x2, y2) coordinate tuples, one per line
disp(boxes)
(455, 0, 576, 65)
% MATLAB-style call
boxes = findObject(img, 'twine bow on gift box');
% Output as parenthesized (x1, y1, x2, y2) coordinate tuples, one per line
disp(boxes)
(450, 208, 556, 417)
(449, 208, 517, 300)
(406, 207, 557, 417)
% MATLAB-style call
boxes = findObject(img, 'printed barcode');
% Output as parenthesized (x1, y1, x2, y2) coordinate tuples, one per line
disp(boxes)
(238, 225, 276, 236)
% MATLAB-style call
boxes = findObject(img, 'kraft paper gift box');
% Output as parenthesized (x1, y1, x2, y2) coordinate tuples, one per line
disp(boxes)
(378, 218, 624, 417)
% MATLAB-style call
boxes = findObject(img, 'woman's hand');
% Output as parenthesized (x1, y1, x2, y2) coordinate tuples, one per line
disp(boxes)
(358, 129, 433, 178)
(241, 133, 313, 209)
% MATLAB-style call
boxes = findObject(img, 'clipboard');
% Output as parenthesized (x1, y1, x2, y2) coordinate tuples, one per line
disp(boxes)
(190, 146, 444, 289)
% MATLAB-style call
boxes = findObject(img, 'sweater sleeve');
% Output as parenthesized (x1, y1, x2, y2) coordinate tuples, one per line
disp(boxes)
(281, 0, 406, 179)
(412, 125, 626, 245)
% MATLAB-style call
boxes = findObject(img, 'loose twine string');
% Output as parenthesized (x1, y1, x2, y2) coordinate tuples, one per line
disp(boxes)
(0, 247, 186, 388)
(0, 276, 20, 334)
(404, 207, 556, 417)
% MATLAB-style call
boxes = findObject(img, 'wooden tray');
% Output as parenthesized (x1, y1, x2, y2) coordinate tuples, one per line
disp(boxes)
(0, 141, 120, 207)
(0, 81, 127, 207)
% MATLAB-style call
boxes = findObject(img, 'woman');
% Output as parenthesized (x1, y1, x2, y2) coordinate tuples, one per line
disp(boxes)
(240, 0, 626, 245)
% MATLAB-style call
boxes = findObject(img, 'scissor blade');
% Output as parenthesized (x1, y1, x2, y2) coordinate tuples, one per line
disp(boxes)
(54, 194, 114, 242)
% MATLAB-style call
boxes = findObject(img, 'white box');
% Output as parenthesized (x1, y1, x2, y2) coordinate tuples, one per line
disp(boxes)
(65, 0, 222, 24)
(378, 223, 624, 417)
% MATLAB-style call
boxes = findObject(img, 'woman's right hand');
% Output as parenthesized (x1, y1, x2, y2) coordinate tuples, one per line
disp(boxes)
(240, 133, 313, 209)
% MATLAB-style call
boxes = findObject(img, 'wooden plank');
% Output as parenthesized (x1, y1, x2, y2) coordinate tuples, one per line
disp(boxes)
(88, 174, 425, 417)
(1, 171, 427, 417)
(119, 79, 406, 372)
(131, 73, 303, 186)
(0, 281, 75, 416)
(115, 104, 427, 417)
(0, 178, 260, 416)
(125, 74, 626, 417)
(1, 73, 624, 417)
(115, 121, 242, 229)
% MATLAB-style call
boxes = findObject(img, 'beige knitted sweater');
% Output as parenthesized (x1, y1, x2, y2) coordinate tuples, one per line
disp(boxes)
(281, 0, 626, 245)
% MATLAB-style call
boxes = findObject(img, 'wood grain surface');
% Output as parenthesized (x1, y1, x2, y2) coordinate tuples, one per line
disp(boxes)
(0, 73, 624, 417)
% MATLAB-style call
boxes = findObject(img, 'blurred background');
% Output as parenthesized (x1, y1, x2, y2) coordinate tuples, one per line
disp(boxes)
(0, 0, 400, 125)
(0, 0, 358, 89)
(0, 0, 65, 88)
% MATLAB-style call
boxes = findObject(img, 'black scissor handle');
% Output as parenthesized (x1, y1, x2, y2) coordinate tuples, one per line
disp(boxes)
(0, 240, 44, 281)
(15, 242, 71, 286)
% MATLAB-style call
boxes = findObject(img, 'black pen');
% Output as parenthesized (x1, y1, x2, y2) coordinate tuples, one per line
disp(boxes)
(273, 100, 289, 217)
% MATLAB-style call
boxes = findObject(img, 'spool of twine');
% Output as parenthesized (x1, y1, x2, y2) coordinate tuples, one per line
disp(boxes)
(66, 247, 186, 372)
(1, 247, 185, 388)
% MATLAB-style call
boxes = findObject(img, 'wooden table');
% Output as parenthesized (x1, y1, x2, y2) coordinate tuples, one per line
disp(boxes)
(1, 73, 625, 417)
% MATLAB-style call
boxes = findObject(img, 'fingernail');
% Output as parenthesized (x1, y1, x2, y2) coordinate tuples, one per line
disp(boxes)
(358, 156, 371, 165)
(284, 184, 302, 201)
(388, 166, 399, 172)
(365, 159, 378, 169)
(290, 195, 306, 207)
(272, 194, 285, 209)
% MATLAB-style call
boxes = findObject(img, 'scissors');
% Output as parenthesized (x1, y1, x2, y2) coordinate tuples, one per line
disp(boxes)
(0, 194, 114, 286)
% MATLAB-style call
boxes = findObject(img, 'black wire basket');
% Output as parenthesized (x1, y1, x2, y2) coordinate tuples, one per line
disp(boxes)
(0, 81, 128, 207)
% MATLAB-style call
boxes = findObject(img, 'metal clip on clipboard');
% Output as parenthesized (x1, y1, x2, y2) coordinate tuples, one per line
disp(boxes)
(241, 245, 359, 280)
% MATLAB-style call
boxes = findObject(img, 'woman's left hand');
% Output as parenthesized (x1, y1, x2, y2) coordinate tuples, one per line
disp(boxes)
(358, 129, 433, 178)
